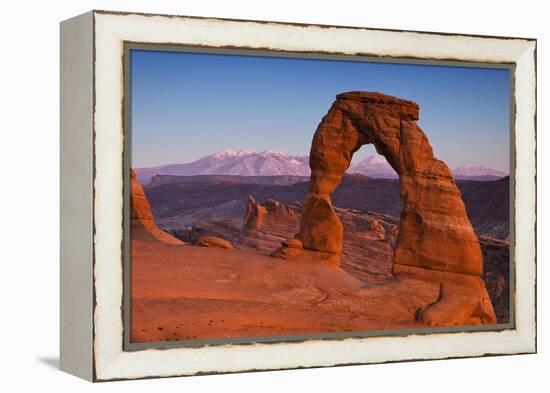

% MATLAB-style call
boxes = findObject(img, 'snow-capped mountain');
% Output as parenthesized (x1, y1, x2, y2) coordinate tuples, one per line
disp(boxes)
(452, 165, 508, 180)
(135, 149, 507, 184)
(135, 149, 310, 184)
(348, 155, 398, 178)
(349, 155, 508, 180)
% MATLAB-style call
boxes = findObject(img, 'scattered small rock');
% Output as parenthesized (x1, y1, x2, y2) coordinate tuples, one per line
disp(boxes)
(196, 235, 234, 249)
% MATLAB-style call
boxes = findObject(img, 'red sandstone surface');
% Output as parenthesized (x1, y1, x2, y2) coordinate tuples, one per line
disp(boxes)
(130, 169, 183, 246)
(131, 234, 431, 342)
(130, 197, 493, 342)
(131, 215, 444, 342)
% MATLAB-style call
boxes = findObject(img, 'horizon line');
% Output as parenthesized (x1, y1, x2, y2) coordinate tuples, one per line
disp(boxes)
(133, 147, 510, 174)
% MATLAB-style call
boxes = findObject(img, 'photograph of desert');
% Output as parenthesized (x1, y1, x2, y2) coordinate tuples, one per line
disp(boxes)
(129, 50, 510, 344)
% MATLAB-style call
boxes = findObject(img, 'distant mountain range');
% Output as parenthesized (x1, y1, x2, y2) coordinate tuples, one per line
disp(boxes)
(452, 165, 508, 180)
(347, 154, 398, 178)
(136, 149, 309, 184)
(349, 157, 508, 181)
(135, 149, 508, 184)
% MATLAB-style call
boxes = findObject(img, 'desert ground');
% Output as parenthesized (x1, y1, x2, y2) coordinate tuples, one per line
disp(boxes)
(131, 233, 437, 342)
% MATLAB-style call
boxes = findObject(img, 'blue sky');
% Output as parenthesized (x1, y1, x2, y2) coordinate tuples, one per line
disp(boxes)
(131, 49, 510, 172)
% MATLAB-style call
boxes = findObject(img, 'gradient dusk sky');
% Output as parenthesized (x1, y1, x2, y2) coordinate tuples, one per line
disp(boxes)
(131, 49, 510, 172)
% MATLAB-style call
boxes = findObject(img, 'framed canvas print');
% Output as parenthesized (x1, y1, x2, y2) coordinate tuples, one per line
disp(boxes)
(60, 10, 537, 382)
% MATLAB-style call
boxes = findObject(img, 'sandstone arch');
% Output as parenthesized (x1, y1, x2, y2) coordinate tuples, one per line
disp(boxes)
(297, 91, 496, 325)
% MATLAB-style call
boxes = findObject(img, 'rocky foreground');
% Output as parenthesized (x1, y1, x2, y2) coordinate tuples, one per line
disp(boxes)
(131, 169, 504, 343)
(170, 196, 398, 283)
(132, 237, 440, 342)
(168, 196, 509, 324)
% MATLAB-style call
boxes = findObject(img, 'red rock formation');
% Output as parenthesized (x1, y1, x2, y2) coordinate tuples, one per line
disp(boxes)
(130, 169, 183, 245)
(296, 91, 496, 325)
(243, 195, 266, 231)
(238, 198, 396, 280)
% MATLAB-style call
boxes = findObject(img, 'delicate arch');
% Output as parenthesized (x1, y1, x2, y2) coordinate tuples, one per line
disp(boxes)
(299, 91, 483, 276)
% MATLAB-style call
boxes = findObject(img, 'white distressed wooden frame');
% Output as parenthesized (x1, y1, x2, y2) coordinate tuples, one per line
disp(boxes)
(60, 10, 536, 382)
